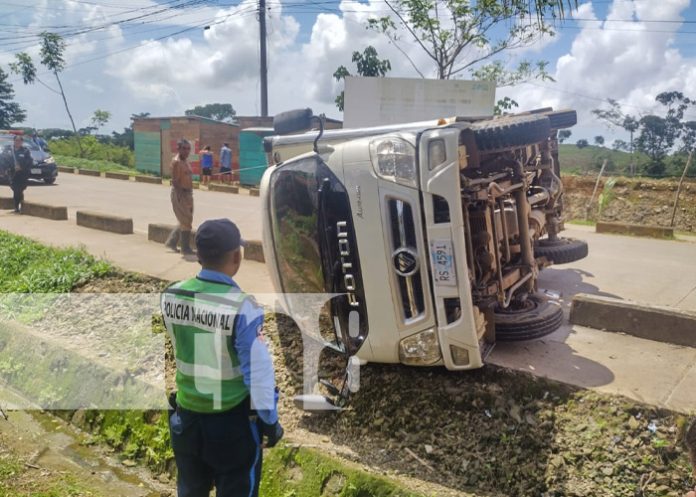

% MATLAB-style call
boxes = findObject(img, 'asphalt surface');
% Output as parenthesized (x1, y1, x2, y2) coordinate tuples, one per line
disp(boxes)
(14, 172, 264, 239)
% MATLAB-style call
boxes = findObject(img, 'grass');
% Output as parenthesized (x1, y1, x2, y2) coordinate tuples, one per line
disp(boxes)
(55, 155, 158, 176)
(0, 453, 102, 497)
(559, 144, 646, 175)
(54, 155, 134, 173)
(0, 230, 111, 293)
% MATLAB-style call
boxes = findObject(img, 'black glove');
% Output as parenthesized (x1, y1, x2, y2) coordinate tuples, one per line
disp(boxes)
(257, 419, 284, 448)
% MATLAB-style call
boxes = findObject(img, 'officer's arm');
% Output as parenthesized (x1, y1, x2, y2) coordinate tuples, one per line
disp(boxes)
(234, 299, 278, 425)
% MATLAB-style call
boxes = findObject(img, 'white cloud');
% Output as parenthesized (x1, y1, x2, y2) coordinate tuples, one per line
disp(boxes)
(501, 0, 696, 140)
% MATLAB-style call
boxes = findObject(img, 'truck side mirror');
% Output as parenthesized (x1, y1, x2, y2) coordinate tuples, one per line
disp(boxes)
(273, 108, 314, 135)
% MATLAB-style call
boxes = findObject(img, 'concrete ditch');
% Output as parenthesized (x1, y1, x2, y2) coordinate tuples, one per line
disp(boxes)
(77, 210, 133, 234)
(77, 169, 102, 177)
(56, 165, 74, 173)
(0, 196, 13, 209)
(570, 293, 696, 347)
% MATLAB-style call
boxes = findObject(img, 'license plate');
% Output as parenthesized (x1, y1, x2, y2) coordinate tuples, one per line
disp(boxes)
(31, 168, 42, 174)
(430, 239, 457, 286)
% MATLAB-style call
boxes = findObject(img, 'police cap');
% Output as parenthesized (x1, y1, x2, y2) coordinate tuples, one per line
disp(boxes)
(195, 219, 246, 258)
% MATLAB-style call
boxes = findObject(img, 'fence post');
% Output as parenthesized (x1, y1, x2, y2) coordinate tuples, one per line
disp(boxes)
(586, 159, 608, 220)
(670, 150, 693, 227)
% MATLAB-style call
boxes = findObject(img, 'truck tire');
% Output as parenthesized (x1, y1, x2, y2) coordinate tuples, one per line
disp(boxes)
(495, 293, 564, 342)
(546, 109, 577, 129)
(535, 237, 588, 264)
(471, 115, 551, 153)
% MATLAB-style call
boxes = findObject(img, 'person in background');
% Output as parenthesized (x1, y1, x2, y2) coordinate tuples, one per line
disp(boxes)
(165, 139, 195, 255)
(32, 132, 47, 151)
(161, 219, 283, 497)
(9, 135, 33, 213)
(220, 142, 232, 184)
(200, 145, 213, 186)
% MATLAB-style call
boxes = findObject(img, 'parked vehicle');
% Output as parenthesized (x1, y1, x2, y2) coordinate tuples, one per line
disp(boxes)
(260, 108, 586, 406)
(0, 133, 58, 185)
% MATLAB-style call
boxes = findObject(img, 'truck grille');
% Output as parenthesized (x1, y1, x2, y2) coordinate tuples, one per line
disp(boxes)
(387, 199, 425, 320)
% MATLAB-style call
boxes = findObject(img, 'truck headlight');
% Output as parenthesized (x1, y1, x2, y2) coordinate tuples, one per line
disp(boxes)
(369, 137, 418, 188)
(43, 156, 55, 164)
(399, 328, 441, 365)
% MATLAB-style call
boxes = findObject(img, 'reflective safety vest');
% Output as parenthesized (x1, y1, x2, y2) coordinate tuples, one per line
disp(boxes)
(161, 277, 249, 412)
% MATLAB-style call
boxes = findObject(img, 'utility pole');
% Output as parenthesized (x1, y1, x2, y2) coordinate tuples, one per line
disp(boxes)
(259, 0, 268, 117)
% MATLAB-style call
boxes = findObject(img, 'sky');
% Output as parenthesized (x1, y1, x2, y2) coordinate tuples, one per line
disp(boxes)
(1, 0, 696, 145)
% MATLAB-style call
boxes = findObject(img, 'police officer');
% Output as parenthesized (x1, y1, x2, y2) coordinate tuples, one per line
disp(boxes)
(9, 135, 33, 213)
(161, 218, 283, 497)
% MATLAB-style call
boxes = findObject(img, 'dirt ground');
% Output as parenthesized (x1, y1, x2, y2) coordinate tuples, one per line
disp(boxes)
(562, 175, 696, 232)
(9, 269, 695, 497)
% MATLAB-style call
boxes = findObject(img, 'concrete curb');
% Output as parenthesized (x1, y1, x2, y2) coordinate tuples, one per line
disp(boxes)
(147, 223, 197, 244)
(209, 183, 239, 194)
(104, 171, 131, 181)
(77, 210, 133, 235)
(596, 222, 674, 239)
(135, 175, 162, 185)
(21, 202, 68, 221)
(244, 240, 265, 263)
(57, 166, 74, 174)
(570, 293, 696, 348)
(0, 196, 13, 210)
(148, 223, 264, 263)
(249, 187, 260, 197)
(77, 169, 102, 177)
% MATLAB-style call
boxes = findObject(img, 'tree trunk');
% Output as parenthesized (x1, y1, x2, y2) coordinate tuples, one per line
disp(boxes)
(53, 70, 83, 157)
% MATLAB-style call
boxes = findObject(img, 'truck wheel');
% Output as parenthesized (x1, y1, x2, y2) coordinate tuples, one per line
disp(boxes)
(494, 293, 563, 342)
(535, 237, 588, 264)
(44, 177, 56, 185)
(471, 115, 551, 153)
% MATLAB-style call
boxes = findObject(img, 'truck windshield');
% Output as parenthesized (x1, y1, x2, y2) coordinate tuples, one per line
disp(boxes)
(269, 155, 367, 354)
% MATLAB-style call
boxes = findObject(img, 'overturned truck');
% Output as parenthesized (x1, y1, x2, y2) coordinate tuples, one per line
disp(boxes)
(260, 108, 586, 404)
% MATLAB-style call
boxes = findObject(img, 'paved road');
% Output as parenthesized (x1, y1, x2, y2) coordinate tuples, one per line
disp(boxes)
(18, 172, 264, 239)
(2, 174, 695, 412)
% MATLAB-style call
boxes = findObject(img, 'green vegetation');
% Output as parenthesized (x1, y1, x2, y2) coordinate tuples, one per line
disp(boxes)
(54, 154, 133, 173)
(50, 135, 134, 167)
(0, 230, 111, 293)
(261, 446, 424, 497)
(559, 144, 647, 175)
(0, 453, 101, 497)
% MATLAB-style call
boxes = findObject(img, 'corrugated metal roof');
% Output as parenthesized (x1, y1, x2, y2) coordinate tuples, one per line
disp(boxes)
(132, 115, 239, 126)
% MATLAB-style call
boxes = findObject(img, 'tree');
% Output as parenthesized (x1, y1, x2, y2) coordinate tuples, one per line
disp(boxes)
(0, 67, 26, 128)
(91, 109, 111, 133)
(367, 0, 560, 97)
(131, 112, 150, 119)
(557, 129, 571, 144)
(334, 46, 392, 111)
(594, 135, 605, 146)
(612, 139, 628, 151)
(10, 32, 83, 156)
(682, 121, 696, 153)
(635, 115, 672, 175)
(184, 104, 236, 122)
(576, 139, 588, 149)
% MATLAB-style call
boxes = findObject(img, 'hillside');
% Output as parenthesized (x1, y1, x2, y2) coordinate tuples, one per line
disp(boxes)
(558, 144, 646, 175)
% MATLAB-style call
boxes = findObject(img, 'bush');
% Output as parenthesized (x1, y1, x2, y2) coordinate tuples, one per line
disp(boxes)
(49, 135, 135, 168)
(0, 230, 111, 292)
